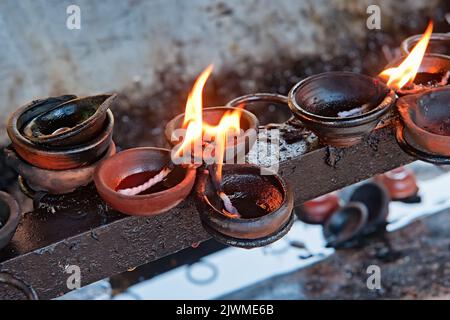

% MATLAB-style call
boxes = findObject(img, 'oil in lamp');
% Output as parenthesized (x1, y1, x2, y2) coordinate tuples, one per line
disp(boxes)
(94, 147, 196, 216)
(6, 94, 116, 195)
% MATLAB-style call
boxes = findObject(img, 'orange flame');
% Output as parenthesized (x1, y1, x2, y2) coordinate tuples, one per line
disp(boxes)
(174, 65, 213, 158)
(380, 22, 433, 89)
(204, 109, 242, 183)
(174, 65, 242, 183)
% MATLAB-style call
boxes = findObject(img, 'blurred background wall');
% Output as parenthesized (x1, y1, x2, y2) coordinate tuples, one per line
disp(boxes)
(0, 0, 446, 144)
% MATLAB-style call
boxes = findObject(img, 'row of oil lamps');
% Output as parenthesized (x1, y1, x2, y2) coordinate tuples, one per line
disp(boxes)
(0, 31, 449, 252)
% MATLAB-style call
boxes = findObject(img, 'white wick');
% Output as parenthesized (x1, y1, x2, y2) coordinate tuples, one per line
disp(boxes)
(439, 71, 450, 86)
(117, 167, 172, 196)
(219, 191, 241, 218)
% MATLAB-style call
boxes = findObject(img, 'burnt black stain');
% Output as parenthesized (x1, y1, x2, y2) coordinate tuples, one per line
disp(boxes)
(364, 132, 380, 152)
(281, 127, 308, 144)
(325, 146, 345, 168)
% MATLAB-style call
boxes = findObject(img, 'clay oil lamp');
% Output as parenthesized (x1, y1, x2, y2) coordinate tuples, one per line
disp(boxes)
(401, 32, 450, 59)
(288, 71, 395, 147)
(94, 147, 196, 216)
(382, 54, 450, 96)
(165, 66, 259, 163)
(375, 166, 419, 201)
(6, 94, 116, 196)
(0, 191, 20, 251)
(322, 202, 368, 248)
(348, 182, 390, 234)
(7, 94, 115, 170)
(380, 23, 450, 96)
(395, 86, 450, 164)
(165, 106, 259, 162)
(5, 142, 116, 195)
(226, 93, 293, 126)
(165, 65, 294, 248)
(195, 164, 294, 248)
(297, 192, 341, 225)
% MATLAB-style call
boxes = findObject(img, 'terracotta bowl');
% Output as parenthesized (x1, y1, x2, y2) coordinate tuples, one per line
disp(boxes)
(8, 110, 114, 170)
(401, 33, 450, 59)
(297, 193, 341, 225)
(226, 93, 293, 125)
(5, 142, 116, 195)
(383, 54, 450, 96)
(0, 191, 21, 250)
(375, 166, 418, 200)
(349, 182, 390, 234)
(288, 72, 395, 147)
(397, 87, 450, 157)
(94, 147, 196, 216)
(8, 94, 116, 147)
(195, 164, 294, 248)
(165, 106, 259, 161)
(323, 202, 368, 248)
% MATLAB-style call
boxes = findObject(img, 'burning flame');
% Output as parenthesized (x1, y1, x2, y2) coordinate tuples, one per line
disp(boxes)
(204, 109, 242, 183)
(174, 65, 213, 158)
(174, 65, 242, 181)
(380, 22, 433, 89)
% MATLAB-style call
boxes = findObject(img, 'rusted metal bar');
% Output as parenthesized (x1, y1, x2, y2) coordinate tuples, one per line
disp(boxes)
(0, 119, 414, 299)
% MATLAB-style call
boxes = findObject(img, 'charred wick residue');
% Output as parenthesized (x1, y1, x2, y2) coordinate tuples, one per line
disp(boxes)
(280, 127, 309, 144)
(325, 146, 345, 168)
(220, 173, 284, 219)
(364, 133, 380, 152)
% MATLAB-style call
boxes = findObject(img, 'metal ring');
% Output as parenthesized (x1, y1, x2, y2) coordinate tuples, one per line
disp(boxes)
(185, 260, 218, 285)
(201, 212, 295, 249)
(226, 93, 294, 125)
(0, 272, 39, 300)
(395, 122, 450, 165)
(262, 237, 292, 256)
(18, 175, 36, 199)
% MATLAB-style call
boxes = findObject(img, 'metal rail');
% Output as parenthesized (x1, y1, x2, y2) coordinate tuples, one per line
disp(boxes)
(0, 118, 414, 299)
